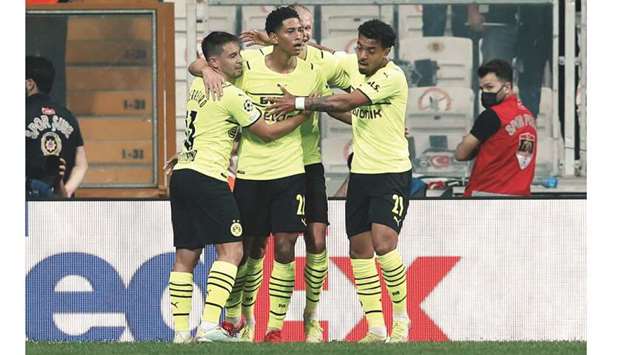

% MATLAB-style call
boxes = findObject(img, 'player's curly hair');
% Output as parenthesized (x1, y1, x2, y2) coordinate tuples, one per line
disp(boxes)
(358, 19, 396, 49)
(265, 7, 300, 35)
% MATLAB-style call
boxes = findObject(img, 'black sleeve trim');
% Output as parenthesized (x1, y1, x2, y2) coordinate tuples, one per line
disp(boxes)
(259, 48, 265, 55)
(470, 109, 501, 143)
(245, 61, 251, 71)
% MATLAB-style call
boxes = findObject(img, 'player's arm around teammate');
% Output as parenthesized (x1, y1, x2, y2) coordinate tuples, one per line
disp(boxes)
(168, 31, 311, 344)
(269, 20, 413, 343)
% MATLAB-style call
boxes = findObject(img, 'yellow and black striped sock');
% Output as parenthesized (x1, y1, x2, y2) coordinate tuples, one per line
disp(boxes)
(224, 261, 247, 323)
(201, 261, 237, 324)
(169, 271, 193, 332)
(303, 250, 328, 320)
(241, 256, 264, 323)
(267, 261, 295, 330)
(377, 250, 408, 320)
(351, 258, 385, 330)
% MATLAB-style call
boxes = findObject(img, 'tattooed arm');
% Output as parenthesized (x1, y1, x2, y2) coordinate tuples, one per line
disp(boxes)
(268, 86, 370, 116)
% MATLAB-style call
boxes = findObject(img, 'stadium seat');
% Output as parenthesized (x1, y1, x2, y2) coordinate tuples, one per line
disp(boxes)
(399, 36, 473, 88)
(203, 6, 237, 34)
(320, 35, 357, 54)
(320, 5, 393, 39)
(407, 86, 475, 125)
(397, 5, 424, 40)
(320, 35, 394, 59)
(173, 1, 236, 34)
(406, 87, 473, 175)
(242, 6, 276, 32)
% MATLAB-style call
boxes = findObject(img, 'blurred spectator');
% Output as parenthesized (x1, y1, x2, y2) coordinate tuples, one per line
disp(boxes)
(26, 56, 88, 199)
(469, 4, 555, 122)
(468, 4, 519, 64)
(517, 4, 552, 118)
(455, 59, 537, 197)
(422, 4, 471, 38)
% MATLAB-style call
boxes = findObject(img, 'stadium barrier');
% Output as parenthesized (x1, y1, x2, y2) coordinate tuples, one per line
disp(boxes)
(25, 199, 585, 342)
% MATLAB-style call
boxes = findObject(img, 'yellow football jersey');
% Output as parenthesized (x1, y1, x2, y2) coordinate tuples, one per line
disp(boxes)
(242, 45, 348, 165)
(234, 54, 328, 180)
(174, 78, 260, 182)
(339, 56, 412, 174)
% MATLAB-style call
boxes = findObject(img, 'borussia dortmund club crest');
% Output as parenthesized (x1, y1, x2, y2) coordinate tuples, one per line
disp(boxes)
(230, 220, 243, 237)
(40, 131, 62, 156)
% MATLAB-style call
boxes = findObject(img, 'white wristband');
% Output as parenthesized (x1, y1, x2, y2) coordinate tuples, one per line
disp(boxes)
(295, 97, 306, 111)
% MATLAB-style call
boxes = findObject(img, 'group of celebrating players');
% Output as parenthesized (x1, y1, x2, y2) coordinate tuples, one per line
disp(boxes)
(167, 4, 419, 344)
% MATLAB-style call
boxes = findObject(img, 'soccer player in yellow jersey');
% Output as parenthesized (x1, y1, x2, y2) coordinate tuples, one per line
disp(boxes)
(190, 5, 350, 343)
(168, 31, 311, 344)
(269, 20, 413, 343)
(240, 4, 352, 343)
(189, 7, 329, 343)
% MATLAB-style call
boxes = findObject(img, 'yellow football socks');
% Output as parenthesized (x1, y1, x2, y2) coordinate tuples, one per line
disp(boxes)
(224, 260, 247, 323)
(241, 256, 264, 323)
(201, 261, 237, 324)
(169, 271, 193, 332)
(377, 250, 408, 320)
(266, 261, 295, 330)
(351, 257, 385, 330)
(303, 250, 328, 320)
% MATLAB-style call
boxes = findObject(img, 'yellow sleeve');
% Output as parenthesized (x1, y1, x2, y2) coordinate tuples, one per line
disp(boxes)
(225, 86, 261, 127)
(313, 73, 332, 97)
(240, 48, 261, 61)
(321, 51, 351, 90)
(240, 46, 272, 61)
(357, 69, 400, 103)
(336, 53, 358, 88)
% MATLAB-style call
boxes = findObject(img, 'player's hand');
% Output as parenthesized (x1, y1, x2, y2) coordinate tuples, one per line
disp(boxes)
(267, 84, 297, 117)
(240, 29, 272, 47)
(163, 153, 179, 176)
(202, 66, 224, 101)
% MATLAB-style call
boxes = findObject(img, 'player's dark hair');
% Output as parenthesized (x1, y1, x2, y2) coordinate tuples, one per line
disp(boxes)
(201, 31, 240, 59)
(26, 56, 55, 94)
(265, 7, 299, 35)
(358, 19, 396, 49)
(478, 59, 513, 83)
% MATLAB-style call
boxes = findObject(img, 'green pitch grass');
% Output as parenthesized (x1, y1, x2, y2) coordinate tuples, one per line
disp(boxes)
(26, 341, 585, 355)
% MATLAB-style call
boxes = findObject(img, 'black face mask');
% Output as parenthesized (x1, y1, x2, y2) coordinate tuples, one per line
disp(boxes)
(481, 86, 505, 109)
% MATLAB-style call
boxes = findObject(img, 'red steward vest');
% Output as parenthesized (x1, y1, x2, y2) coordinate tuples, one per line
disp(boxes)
(465, 95, 537, 196)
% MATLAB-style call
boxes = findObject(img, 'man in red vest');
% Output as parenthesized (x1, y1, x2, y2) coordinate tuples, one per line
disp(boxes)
(456, 59, 537, 196)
